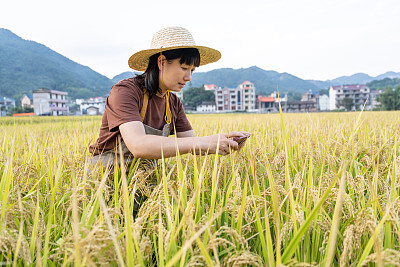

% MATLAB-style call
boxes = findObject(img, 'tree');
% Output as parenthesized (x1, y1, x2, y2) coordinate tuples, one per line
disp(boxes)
(286, 92, 302, 101)
(367, 78, 400, 91)
(319, 89, 329, 95)
(182, 86, 215, 108)
(11, 106, 34, 114)
(342, 97, 354, 111)
(377, 84, 400, 110)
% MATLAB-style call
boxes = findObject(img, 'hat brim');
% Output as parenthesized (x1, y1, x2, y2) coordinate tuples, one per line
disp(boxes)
(128, 46, 221, 71)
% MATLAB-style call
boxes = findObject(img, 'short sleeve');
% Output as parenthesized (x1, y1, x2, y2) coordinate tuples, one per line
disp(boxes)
(106, 80, 143, 132)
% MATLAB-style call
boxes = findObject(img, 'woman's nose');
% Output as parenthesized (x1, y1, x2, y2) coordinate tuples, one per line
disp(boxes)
(184, 70, 192, 81)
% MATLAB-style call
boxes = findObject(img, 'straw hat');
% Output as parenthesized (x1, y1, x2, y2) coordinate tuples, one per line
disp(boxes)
(128, 26, 221, 71)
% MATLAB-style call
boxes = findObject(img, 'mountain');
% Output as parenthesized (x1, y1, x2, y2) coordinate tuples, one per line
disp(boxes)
(375, 71, 400, 80)
(323, 72, 400, 86)
(111, 67, 322, 95)
(327, 73, 374, 85)
(306, 80, 332, 89)
(112, 71, 141, 83)
(112, 67, 400, 96)
(367, 77, 400, 91)
(189, 66, 320, 94)
(188, 68, 400, 93)
(0, 28, 113, 99)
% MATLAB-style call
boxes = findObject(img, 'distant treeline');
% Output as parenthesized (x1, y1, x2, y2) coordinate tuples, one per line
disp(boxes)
(367, 77, 400, 91)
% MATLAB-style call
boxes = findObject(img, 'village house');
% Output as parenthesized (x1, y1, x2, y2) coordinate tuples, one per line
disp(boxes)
(237, 81, 256, 111)
(280, 100, 317, 112)
(257, 91, 319, 113)
(319, 94, 330, 111)
(204, 84, 220, 91)
(80, 96, 106, 115)
(33, 88, 68, 116)
(370, 89, 383, 110)
(302, 90, 319, 103)
(301, 90, 329, 111)
(214, 87, 237, 111)
(0, 96, 16, 116)
(196, 101, 216, 112)
(329, 84, 370, 110)
(257, 96, 277, 112)
(21, 94, 34, 108)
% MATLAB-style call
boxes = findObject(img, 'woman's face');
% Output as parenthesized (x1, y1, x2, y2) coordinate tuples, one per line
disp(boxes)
(158, 57, 196, 93)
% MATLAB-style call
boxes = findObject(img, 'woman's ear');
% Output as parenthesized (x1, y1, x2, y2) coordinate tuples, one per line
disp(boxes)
(157, 55, 167, 70)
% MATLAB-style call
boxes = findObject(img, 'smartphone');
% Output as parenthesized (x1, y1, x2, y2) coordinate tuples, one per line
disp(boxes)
(233, 133, 251, 146)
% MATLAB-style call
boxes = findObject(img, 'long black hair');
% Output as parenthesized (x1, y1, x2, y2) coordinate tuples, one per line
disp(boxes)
(137, 48, 200, 98)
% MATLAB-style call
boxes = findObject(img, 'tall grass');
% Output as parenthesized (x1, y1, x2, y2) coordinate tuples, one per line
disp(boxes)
(1, 112, 400, 266)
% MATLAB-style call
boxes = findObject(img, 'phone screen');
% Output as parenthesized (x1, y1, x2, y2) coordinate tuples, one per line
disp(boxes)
(233, 133, 251, 146)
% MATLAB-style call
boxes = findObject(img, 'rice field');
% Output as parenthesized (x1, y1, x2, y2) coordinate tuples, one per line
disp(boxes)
(1, 111, 400, 266)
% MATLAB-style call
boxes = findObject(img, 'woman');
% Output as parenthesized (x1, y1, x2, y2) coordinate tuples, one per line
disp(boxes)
(89, 26, 247, 169)
(89, 26, 248, 217)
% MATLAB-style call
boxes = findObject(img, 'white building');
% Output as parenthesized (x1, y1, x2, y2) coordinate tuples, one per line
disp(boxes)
(0, 96, 16, 109)
(370, 89, 383, 110)
(33, 88, 68, 116)
(319, 94, 329, 111)
(329, 84, 370, 110)
(80, 97, 106, 115)
(210, 81, 257, 112)
(196, 101, 216, 112)
(237, 81, 256, 111)
(0, 96, 16, 116)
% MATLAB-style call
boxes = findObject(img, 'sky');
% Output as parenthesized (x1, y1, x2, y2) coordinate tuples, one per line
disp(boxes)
(1, 0, 399, 81)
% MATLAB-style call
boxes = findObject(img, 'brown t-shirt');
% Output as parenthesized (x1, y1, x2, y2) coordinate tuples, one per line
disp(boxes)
(89, 76, 192, 156)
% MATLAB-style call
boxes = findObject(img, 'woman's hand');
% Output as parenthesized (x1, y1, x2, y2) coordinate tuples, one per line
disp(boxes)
(201, 131, 249, 156)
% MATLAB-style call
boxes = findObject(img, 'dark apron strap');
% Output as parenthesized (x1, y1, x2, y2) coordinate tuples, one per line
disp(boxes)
(140, 88, 171, 124)
(140, 89, 149, 122)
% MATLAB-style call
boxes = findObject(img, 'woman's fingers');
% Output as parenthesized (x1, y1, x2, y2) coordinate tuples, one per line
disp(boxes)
(228, 138, 239, 150)
(223, 131, 246, 139)
(207, 132, 250, 155)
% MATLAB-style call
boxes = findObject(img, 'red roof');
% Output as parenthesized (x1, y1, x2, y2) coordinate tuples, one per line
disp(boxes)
(258, 96, 275, 102)
(242, 81, 253, 85)
(204, 84, 218, 89)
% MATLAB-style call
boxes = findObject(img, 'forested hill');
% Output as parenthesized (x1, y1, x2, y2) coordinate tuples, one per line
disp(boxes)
(189, 66, 320, 95)
(367, 77, 400, 91)
(0, 28, 113, 99)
